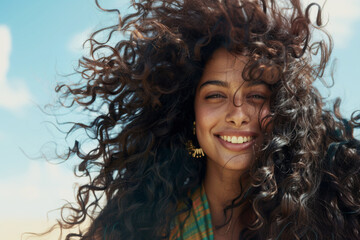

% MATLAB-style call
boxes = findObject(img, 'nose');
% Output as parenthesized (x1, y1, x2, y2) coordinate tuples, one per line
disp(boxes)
(225, 101, 251, 127)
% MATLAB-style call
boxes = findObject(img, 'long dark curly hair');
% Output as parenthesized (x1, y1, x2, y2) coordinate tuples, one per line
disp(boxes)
(54, 0, 360, 239)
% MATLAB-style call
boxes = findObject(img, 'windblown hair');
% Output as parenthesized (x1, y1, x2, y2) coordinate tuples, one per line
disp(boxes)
(55, 0, 360, 239)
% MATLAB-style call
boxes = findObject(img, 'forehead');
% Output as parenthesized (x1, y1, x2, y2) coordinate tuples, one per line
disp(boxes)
(204, 48, 248, 73)
(199, 48, 248, 86)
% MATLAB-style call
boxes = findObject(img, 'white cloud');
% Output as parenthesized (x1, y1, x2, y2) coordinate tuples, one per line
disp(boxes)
(0, 161, 98, 240)
(68, 27, 93, 54)
(306, 0, 360, 47)
(0, 218, 91, 240)
(68, 25, 126, 58)
(0, 25, 32, 111)
(0, 161, 85, 218)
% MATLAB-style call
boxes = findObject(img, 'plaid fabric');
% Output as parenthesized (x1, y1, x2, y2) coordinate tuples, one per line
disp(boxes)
(170, 186, 214, 240)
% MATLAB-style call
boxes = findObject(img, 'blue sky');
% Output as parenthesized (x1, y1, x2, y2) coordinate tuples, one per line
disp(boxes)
(0, 0, 359, 239)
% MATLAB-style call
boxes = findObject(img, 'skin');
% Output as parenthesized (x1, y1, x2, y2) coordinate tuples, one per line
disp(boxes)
(194, 48, 272, 239)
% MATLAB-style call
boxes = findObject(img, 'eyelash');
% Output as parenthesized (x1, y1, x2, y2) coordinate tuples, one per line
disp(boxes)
(248, 94, 266, 100)
(205, 93, 225, 99)
(204, 93, 268, 101)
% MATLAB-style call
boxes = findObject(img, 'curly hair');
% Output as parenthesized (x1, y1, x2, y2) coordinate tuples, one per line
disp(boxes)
(54, 0, 360, 239)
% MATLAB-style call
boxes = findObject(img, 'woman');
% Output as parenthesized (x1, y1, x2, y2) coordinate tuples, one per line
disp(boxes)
(55, 0, 360, 239)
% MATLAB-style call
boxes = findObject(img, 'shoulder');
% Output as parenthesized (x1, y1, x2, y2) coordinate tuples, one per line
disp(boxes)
(169, 186, 214, 240)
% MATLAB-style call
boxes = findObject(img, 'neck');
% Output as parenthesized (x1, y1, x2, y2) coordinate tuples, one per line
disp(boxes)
(203, 160, 250, 239)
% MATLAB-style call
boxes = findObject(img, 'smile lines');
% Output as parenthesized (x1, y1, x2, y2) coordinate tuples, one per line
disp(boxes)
(219, 135, 254, 144)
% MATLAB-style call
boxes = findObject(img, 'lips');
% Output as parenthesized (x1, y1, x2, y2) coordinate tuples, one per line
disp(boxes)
(219, 135, 254, 144)
(215, 132, 257, 152)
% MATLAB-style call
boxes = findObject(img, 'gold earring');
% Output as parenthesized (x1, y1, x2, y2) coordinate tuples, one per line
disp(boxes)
(186, 121, 205, 158)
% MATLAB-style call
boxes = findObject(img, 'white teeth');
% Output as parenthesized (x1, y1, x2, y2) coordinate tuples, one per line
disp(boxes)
(220, 135, 253, 144)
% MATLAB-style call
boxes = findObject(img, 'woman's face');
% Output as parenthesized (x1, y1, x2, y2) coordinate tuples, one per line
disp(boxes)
(194, 48, 272, 172)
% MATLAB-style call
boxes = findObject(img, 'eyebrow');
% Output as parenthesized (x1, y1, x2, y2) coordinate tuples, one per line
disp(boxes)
(199, 80, 229, 89)
(199, 79, 271, 90)
(246, 80, 271, 88)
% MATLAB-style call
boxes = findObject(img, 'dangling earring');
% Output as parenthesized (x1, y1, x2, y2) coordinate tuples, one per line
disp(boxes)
(186, 121, 205, 158)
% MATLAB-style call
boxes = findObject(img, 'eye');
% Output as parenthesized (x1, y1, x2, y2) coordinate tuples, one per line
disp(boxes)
(248, 94, 266, 100)
(246, 93, 268, 104)
(205, 93, 226, 99)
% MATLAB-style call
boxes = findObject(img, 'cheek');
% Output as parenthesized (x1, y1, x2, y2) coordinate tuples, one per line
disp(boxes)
(194, 97, 206, 136)
(194, 100, 222, 136)
(195, 105, 212, 134)
(259, 106, 273, 131)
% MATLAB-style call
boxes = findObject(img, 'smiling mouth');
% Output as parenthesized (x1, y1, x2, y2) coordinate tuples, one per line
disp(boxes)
(219, 135, 254, 144)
